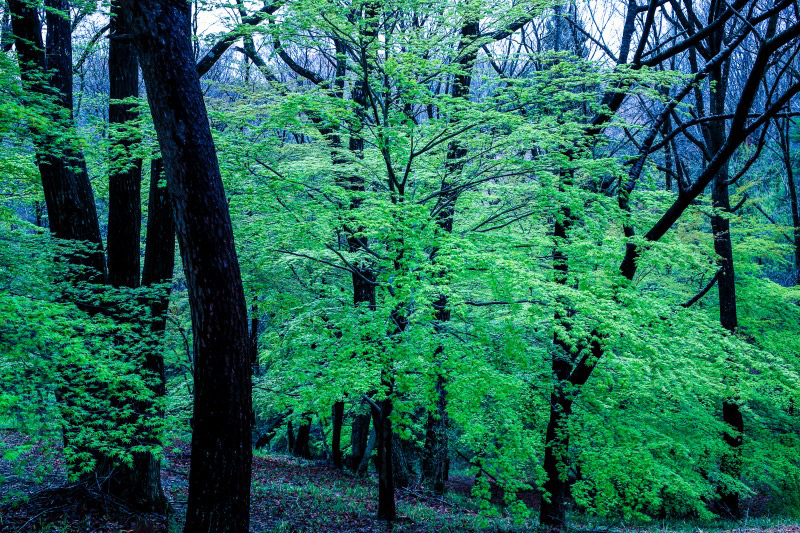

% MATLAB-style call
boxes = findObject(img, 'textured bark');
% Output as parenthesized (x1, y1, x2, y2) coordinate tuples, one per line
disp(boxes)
(106, 0, 142, 289)
(703, 25, 743, 517)
(421, 373, 448, 494)
(539, 202, 574, 531)
(370, 397, 396, 521)
(97, 162, 173, 511)
(96, 7, 170, 512)
(350, 412, 372, 472)
(8, 0, 105, 280)
(540, 392, 572, 531)
(292, 416, 312, 459)
(392, 435, 414, 489)
(9, 0, 106, 482)
(121, 2, 252, 531)
(331, 401, 344, 468)
(779, 120, 800, 284)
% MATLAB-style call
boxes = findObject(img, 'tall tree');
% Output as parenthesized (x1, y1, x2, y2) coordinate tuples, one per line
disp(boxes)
(120, 1, 252, 530)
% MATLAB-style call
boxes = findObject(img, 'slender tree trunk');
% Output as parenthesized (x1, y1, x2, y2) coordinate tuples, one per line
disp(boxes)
(331, 401, 344, 468)
(344, 35, 378, 476)
(422, 373, 448, 494)
(779, 120, 800, 284)
(8, 0, 105, 278)
(349, 411, 372, 472)
(100, 160, 174, 512)
(121, 2, 252, 531)
(292, 415, 312, 459)
(705, 48, 742, 517)
(370, 394, 396, 521)
(540, 392, 572, 531)
(106, 0, 142, 289)
(97, 4, 172, 512)
(9, 0, 107, 481)
(540, 203, 575, 531)
(711, 169, 743, 517)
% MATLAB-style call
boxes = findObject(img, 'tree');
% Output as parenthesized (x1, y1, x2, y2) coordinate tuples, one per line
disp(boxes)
(120, 1, 252, 530)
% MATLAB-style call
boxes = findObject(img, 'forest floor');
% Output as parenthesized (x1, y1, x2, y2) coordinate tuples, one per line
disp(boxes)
(0, 429, 798, 533)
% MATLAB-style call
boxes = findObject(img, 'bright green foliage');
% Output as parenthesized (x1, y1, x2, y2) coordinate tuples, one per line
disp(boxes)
(2, 0, 800, 525)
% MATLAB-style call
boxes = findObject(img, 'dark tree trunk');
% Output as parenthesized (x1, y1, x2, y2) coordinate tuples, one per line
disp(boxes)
(421, 19, 479, 495)
(292, 416, 312, 459)
(540, 159, 587, 531)
(392, 433, 415, 489)
(349, 412, 372, 472)
(357, 427, 377, 476)
(344, 63, 378, 475)
(8, 0, 105, 280)
(539, 390, 572, 531)
(711, 169, 743, 517)
(121, 2, 252, 531)
(98, 6, 171, 512)
(287, 421, 295, 452)
(704, 43, 742, 517)
(106, 0, 142, 289)
(98, 161, 173, 512)
(778, 120, 800, 284)
(9, 0, 106, 482)
(421, 373, 448, 494)
(370, 396, 396, 521)
(331, 401, 344, 469)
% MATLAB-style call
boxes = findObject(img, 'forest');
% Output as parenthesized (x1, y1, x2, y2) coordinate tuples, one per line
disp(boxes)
(1, 0, 800, 531)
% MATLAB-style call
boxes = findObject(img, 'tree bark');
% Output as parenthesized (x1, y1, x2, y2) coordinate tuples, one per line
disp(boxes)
(703, 26, 743, 517)
(106, 0, 142, 290)
(292, 415, 312, 459)
(331, 401, 344, 468)
(350, 411, 372, 472)
(8, 0, 105, 280)
(121, 2, 252, 531)
(540, 196, 575, 531)
(99, 160, 174, 512)
(370, 396, 396, 521)
(8, 0, 107, 482)
(422, 373, 449, 494)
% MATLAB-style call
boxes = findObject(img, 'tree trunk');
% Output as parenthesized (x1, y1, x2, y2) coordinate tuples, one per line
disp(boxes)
(539, 390, 572, 531)
(421, 19, 479, 495)
(100, 160, 174, 512)
(705, 49, 742, 517)
(711, 172, 743, 517)
(331, 401, 344, 468)
(106, 0, 142, 289)
(370, 396, 396, 521)
(292, 416, 312, 459)
(422, 373, 448, 494)
(9, 0, 107, 481)
(778, 119, 800, 284)
(350, 412, 371, 472)
(357, 427, 377, 476)
(121, 2, 252, 531)
(8, 0, 105, 279)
